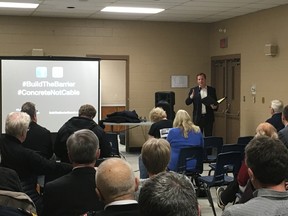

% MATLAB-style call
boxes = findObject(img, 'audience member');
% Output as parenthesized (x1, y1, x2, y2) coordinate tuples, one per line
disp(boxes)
(278, 105, 288, 148)
(217, 122, 278, 209)
(0, 112, 72, 215)
(21, 102, 53, 159)
(138, 171, 199, 216)
(95, 158, 140, 216)
(148, 107, 173, 138)
(0, 167, 36, 214)
(54, 104, 112, 163)
(266, 99, 284, 132)
(135, 138, 170, 200)
(139, 107, 172, 178)
(222, 136, 288, 216)
(167, 109, 204, 171)
(43, 129, 104, 216)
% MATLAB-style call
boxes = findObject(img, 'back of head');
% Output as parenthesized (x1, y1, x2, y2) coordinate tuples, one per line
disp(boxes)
(141, 138, 170, 175)
(149, 107, 167, 123)
(245, 136, 288, 186)
(96, 158, 136, 203)
(282, 105, 288, 122)
(78, 104, 96, 119)
(0, 167, 22, 192)
(5, 112, 30, 138)
(66, 129, 99, 164)
(138, 171, 198, 216)
(20, 102, 36, 120)
(255, 122, 278, 138)
(270, 99, 283, 113)
(173, 110, 200, 137)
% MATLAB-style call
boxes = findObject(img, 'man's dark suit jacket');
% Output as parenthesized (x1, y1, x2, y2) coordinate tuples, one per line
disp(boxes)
(43, 167, 104, 216)
(185, 85, 217, 125)
(96, 203, 140, 216)
(22, 121, 53, 159)
(266, 112, 284, 132)
(278, 126, 288, 148)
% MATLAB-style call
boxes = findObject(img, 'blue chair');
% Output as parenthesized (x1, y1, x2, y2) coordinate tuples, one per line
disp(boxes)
(208, 143, 246, 175)
(198, 151, 242, 216)
(203, 136, 223, 163)
(237, 136, 254, 145)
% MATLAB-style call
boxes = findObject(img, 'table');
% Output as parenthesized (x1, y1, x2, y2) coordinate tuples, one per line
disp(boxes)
(103, 121, 153, 152)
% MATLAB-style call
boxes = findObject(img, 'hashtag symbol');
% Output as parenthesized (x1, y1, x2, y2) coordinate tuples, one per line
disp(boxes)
(17, 90, 22, 95)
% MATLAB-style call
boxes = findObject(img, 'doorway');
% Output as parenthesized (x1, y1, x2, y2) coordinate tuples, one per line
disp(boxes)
(211, 55, 241, 143)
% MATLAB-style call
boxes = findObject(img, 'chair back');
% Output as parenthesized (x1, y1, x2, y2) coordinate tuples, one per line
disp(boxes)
(212, 151, 242, 185)
(159, 128, 171, 139)
(237, 136, 254, 145)
(221, 144, 246, 160)
(203, 136, 223, 163)
(176, 146, 204, 175)
(106, 132, 120, 157)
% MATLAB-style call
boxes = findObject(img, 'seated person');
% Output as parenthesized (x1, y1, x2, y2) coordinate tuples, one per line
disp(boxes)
(138, 171, 199, 216)
(266, 99, 284, 132)
(278, 105, 288, 148)
(139, 107, 172, 178)
(43, 129, 104, 216)
(217, 122, 278, 209)
(0, 167, 36, 214)
(95, 158, 140, 216)
(222, 136, 288, 216)
(54, 104, 112, 163)
(167, 109, 204, 171)
(135, 138, 170, 200)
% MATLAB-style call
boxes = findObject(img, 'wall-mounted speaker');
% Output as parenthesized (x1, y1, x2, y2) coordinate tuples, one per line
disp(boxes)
(155, 91, 175, 120)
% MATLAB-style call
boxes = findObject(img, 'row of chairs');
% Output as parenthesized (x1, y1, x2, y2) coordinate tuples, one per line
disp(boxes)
(176, 135, 253, 216)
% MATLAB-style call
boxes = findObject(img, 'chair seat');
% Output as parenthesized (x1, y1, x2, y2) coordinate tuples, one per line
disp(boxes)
(198, 175, 234, 187)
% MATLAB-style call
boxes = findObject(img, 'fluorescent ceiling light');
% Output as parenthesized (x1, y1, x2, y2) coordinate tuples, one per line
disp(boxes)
(0, 2, 39, 9)
(101, 6, 164, 14)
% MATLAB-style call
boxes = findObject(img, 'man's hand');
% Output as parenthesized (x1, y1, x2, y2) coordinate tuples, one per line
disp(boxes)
(190, 89, 195, 99)
(211, 104, 218, 110)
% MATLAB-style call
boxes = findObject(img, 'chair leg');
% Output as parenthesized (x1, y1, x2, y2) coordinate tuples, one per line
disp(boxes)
(202, 183, 217, 216)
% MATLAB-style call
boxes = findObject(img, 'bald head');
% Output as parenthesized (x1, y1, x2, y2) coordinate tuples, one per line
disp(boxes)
(96, 158, 138, 204)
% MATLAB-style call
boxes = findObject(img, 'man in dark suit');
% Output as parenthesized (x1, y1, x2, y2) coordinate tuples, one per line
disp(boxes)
(278, 105, 288, 148)
(95, 158, 140, 216)
(21, 102, 53, 159)
(266, 99, 284, 132)
(42, 129, 104, 216)
(185, 73, 218, 136)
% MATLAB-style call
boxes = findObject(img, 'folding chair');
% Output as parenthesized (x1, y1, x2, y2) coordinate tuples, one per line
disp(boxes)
(106, 132, 121, 158)
(175, 146, 204, 193)
(198, 151, 242, 216)
(203, 136, 223, 163)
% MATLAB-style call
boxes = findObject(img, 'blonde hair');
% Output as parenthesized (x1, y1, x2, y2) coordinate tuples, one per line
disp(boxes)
(149, 107, 167, 123)
(173, 110, 200, 138)
(141, 138, 171, 175)
(255, 122, 278, 138)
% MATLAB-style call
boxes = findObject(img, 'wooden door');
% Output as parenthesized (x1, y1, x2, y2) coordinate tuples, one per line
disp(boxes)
(212, 55, 241, 143)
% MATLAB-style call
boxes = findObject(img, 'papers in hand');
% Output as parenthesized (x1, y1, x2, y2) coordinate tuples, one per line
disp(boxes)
(201, 96, 226, 106)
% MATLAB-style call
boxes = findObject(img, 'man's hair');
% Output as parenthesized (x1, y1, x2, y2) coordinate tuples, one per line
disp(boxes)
(270, 99, 283, 113)
(5, 112, 30, 137)
(173, 109, 200, 137)
(96, 158, 135, 201)
(141, 138, 170, 175)
(139, 171, 198, 216)
(78, 104, 96, 119)
(149, 107, 167, 123)
(282, 105, 288, 121)
(66, 129, 99, 164)
(255, 122, 278, 138)
(245, 136, 288, 185)
(196, 73, 206, 79)
(21, 102, 36, 119)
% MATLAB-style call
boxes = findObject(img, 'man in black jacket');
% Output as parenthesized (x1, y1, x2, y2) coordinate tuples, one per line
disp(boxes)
(54, 104, 112, 163)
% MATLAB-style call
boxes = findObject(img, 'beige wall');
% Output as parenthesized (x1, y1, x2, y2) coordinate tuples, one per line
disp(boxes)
(1, 4, 287, 146)
(209, 4, 288, 136)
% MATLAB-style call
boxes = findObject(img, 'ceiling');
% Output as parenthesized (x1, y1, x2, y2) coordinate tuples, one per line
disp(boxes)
(2, 0, 288, 23)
